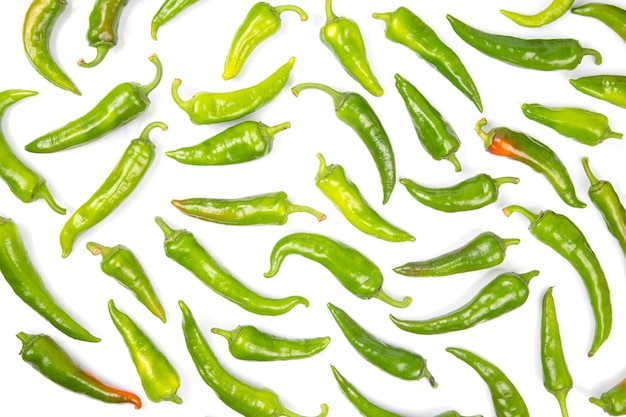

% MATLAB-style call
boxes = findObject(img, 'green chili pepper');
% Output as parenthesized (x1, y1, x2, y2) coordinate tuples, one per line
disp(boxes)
(23, 0, 81, 95)
(172, 56, 294, 125)
(390, 270, 539, 334)
(521, 103, 623, 146)
(108, 300, 182, 404)
(165, 120, 290, 165)
(395, 74, 462, 171)
(264, 232, 411, 308)
(0, 90, 65, 214)
(171, 191, 326, 225)
(78, 0, 130, 68)
(151, 0, 201, 40)
(87, 242, 166, 322)
(475, 118, 586, 208)
(179, 300, 329, 417)
(328, 303, 435, 386)
(0, 216, 98, 342)
(315, 154, 414, 242)
(447, 347, 529, 417)
(156, 217, 307, 315)
(570, 75, 626, 109)
(372, 7, 482, 112)
(292, 82, 395, 204)
(400, 174, 519, 213)
(223, 2, 308, 80)
(25, 54, 162, 153)
(447, 14, 602, 70)
(590, 378, 626, 415)
(60, 122, 166, 258)
(320, 0, 382, 96)
(572, 3, 626, 43)
(211, 325, 330, 361)
(541, 287, 572, 417)
(17, 332, 140, 408)
(502, 204, 611, 357)
(393, 231, 519, 277)
(501, 0, 575, 27)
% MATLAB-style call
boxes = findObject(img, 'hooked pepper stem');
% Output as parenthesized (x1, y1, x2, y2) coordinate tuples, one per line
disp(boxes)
(78, 45, 110, 68)
(446, 154, 462, 172)
(138, 54, 163, 97)
(33, 183, 66, 215)
(581, 157, 600, 186)
(286, 201, 327, 222)
(494, 176, 520, 188)
(475, 118, 491, 144)
(502, 204, 539, 222)
(582, 48, 603, 65)
(374, 290, 412, 308)
(273, 5, 308, 21)
(324, 0, 337, 22)
(291, 83, 344, 108)
(139, 121, 168, 140)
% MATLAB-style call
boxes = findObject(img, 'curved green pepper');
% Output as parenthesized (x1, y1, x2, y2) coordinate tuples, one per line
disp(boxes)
(570, 75, 626, 109)
(590, 378, 626, 415)
(572, 3, 626, 43)
(501, 0, 575, 27)
(78, 0, 130, 67)
(151, 0, 202, 40)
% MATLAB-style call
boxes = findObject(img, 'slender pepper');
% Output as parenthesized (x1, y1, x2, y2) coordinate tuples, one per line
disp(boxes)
(393, 231, 519, 277)
(0, 90, 65, 214)
(211, 325, 330, 361)
(315, 154, 414, 242)
(171, 191, 326, 225)
(165, 120, 290, 165)
(395, 74, 462, 171)
(501, 0, 575, 27)
(447, 347, 529, 417)
(223, 2, 308, 80)
(23, 0, 81, 95)
(570, 75, 626, 109)
(475, 118, 586, 208)
(172, 56, 294, 124)
(25, 54, 162, 153)
(503, 204, 611, 357)
(108, 300, 182, 404)
(87, 242, 166, 322)
(572, 3, 626, 43)
(60, 122, 167, 258)
(292, 82, 395, 204)
(0, 216, 98, 343)
(328, 303, 436, 386)
(447, 14, 602, 70)
(156, 217, 308, 315)
(151, 0, 202, 40)
(372, 7, 482, 112)
(78, 0, 130, 67)
(400, 174, 519, 213)
(591, 378, 626, 415)
(264, 232, 411, 308)
(17, 332, 140, 408)
(180, 300, 329, 417)
(521, 103, 623, 146)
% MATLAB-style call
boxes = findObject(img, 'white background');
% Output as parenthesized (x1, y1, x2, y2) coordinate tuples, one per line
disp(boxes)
(1, 0, 626, 416)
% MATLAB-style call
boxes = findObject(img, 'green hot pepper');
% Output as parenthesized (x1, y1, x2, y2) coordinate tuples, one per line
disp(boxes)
(26, 54, 162, 153)
(60, 122, 167, 258)
(211, 325, 330, 361)
(590, 378, 626, 415)
(264, 232, 411, 308)
(172, 56, 294, 124)
(292, 82, 395, 204)
(223, 2, 308, 80)
(180, 300, 329, 417)
(501, 0, 575, 27)
(570, 75, 626, 109)
(156, 217, 308, 315)
(503, 205, 611, 357)
(151, 0, 202, 40)
(78, 0, 131, 68)
(165, 120, 290, 165)
(572, 3, 626, 43)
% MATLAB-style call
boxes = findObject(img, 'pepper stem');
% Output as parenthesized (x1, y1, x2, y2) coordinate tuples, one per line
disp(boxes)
(86, 241, 114, 258)
(446, 154, 462, 172)
(171, 78, 190, 112)
(164, 394, 183, 405)
(475, 118, 491, 144)
(371, 12, 392, 23)
(324, 0, 337, 22)
(581, 157, 600, 186)
(519, 270, 540, 285)
(315, 153, 334, 181)
(502, 204, 539, 222)
(155, 216, 178, 240)
(274, 5, 308, 21)
(555, 391, 570, 417)
(280, 403, 329, 417)
(589, 397, 608, 412)
(264, 121, 291, 137)
(286, 201, 327, 222)
(582, 48, 603, 65)
(374, 290, 412, 308)
(291, 83, 344, 109)
(494, 176, 520, 188)
(33, 183, 66, 215)
(139, 121, 168, 140)
(138, 54, 163, 96)
(607, 129, 623, 139)
(78, 45, 110, 68)
(210, 327, 234, 341)
(421, 368, 438, 388)
(16, 331, 36, 345)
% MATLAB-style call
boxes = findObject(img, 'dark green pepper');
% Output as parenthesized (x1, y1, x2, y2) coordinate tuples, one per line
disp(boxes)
(590, 378, 626, 415)
(570, 75, 626, 109)
(572, 3, 626, 43)
(151, 0, 202, 40)
(78, 0, 130, 67)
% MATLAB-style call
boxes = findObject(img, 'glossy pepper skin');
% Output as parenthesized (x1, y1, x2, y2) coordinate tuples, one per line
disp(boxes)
(590, 378, 626, 415)
(393, 231, 519, 277)
(390, 270, 539, 335)
(17, 332, 140, 408)
(87, 242, 166, 322)
(372, 7, 482, 112)
(172, 56, 294, 124)
(570, 75, 626, 109)
(572, 3, 626, 43)
(400, 174, 519, 213)
(23, 0, 81, 95)
(180, 300, 329, 417)
(60, 122, 167, 258)
(0, 217, 99, 343)
(522, 103, 623, 146)
(292, 82, 395, 204)
(151, 0, 201, 40)
(78, 0, 130, 67)
(26, 54, 162, 153)
(501, 0, 575, 27)
(476, 118, 586, 208)
(223, 2, 307, 80)
(503, 205, 611, 357)
(165, 120, 290, 165)
(156, 217, 308, 316)
(108, 300, 182, 404)
(315, 154, 414, 242)
(328, 303, 436, 386)
(211, 325, 330, 361)
(447, 14, 602, 70)
(0, 90, 65, 214)
(171, 191, 326, 225)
